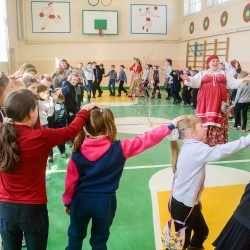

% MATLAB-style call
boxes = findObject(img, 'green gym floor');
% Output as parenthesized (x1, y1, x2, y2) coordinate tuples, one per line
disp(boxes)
(43, 91, 250, 250)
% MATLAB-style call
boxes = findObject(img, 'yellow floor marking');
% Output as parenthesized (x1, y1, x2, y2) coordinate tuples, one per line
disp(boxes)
(158, 185, 246, 250)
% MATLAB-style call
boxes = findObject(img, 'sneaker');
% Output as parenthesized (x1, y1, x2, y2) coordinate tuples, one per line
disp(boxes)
(240, 129, 246, 132)
(61, 153, 66, 158)
(46, 175, 51, 180)
(48, 156, 53, 163)
(22, 236, 26, 246)
(184, 104, 189, 107)
(97, 94, 102, 97)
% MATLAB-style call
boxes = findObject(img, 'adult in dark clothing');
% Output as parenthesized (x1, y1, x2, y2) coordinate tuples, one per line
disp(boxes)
(213, 183, 250, 250)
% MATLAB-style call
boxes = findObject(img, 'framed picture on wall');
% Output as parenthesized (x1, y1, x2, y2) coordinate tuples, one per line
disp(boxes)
(31, 1, 71, 33)
(131, 4, 167, 35)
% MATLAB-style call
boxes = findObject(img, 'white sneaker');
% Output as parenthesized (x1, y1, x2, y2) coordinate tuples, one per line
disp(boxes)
(61, 153, 66, 158)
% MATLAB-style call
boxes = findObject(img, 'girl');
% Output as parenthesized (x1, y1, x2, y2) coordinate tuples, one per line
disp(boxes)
(0, 72, 12, 123)
(10, 78, 25, 92)
(169, 114, 250, 250)
(37, 85, 54, 127)
(22, 77, 39, 94)
(161, 58, 173, 100)
(170, 69, 182, 104)
(62, 108, 184, 250)
(151, 65, 161, 99)
(231, 72, 250, 132)
(11, 63, 37, 79)
(0, 89, 99, 250)
(141, 62, 152, 97)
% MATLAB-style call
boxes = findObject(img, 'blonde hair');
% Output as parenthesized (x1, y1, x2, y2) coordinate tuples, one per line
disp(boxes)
(237, 71, 248, 85)
(170, 115, 202, 173)
(10, 79, 25, 92)
(72, 108, 117, 152)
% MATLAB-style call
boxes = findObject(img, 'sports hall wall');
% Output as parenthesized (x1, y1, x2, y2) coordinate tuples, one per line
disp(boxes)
(178, 0, 250, 70)
(6, 0, 181, 81)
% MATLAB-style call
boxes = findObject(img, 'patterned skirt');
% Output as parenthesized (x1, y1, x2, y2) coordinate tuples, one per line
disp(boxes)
(204, 113, 228, 147)
(213, 216, 250, 250)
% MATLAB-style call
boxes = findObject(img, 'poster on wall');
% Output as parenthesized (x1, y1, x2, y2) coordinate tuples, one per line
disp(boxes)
(31, 1, 71, 33)
(131, 4, 167, 34)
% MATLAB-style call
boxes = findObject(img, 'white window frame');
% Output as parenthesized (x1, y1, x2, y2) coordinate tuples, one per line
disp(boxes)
(184, 0, 201, 17)
(0, 0, 9, 62)
(207, 0, 229, 8)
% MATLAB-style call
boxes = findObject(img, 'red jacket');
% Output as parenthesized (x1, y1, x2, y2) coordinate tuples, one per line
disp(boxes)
(0, 109, 89, 204)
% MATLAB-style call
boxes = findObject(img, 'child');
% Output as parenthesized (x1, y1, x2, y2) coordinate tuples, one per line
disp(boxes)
(182, 68, 192, 106)
(117, 65, 128, 96)
(22, 77, 39, 94)
(170, 69, 182, 104)
(84, 62, 95, 102)
(231, 72, 250, 132)
(169, 114, 250, 250)
(105, 65, 118, 96)
(54, 94, 67, 157)
(37, 85, 54, 127)
(96, 63, 105, 97)
(160, 58, 173, 100)
(10, 79, 25, 92)
(52, 69, 68, 89)
(151, 65, 161, 99)
(62, 108, 184, 250)
(190, 69, 199, 110)
(141, 62, 152, 97)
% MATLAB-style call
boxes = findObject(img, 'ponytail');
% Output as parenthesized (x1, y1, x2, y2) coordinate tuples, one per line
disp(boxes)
(0, 123, 20, 172)
(170, 141, 180, 173)
(72, 129, 86, 152)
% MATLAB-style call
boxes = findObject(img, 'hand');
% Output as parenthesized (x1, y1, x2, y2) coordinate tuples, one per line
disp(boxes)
(198, 201, 202, 211)
(243, 75, 250, 81)
(67, 74, 72, 81)
(65, 207, 70, 215)
(23, 73, 35, 79)
(82, 102, 103, 111)
(181, 74, 190, 82)
(54, 88, 62, 96)
(172, 115, 186, 127)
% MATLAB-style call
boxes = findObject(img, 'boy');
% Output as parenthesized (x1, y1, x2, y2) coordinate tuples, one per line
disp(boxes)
(117, 65, 127, 96)
(104, 65, 118, 96)
(84, 62, 95, 102)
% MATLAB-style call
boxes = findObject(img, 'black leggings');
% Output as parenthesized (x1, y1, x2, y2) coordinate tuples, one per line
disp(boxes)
(234, 102, 249, 129)
(170, 197, 209, 249)
(0, 202, 48, 250)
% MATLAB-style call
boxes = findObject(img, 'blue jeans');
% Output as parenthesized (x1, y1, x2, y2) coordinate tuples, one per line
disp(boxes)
(108, 79, 115, 95)
(0, 202, 49, 250)
(66, 194, 117, 250)
(85, 80, 92, 101)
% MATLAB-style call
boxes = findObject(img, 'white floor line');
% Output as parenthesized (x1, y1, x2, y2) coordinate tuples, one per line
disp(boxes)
(47, 159, 250, 173)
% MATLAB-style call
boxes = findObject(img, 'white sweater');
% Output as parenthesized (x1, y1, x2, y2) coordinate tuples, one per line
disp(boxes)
(38, 99, 54, 126)
(173, 136, 250, 207)
(84, 66, 95, 81)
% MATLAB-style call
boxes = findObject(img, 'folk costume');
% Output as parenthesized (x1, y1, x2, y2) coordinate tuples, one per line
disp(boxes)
(128, 58, 142, 97)
(185, 55, 244, 146)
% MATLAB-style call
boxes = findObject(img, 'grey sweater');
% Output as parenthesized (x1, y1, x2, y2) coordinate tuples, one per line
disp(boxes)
(105, 70, 118, 81)
(173, 136, 250, 207)
(234, 81, 250, 104)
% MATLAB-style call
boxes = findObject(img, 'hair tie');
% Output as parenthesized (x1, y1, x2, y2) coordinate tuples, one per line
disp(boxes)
(100, 109, 103, 113)
(4, 117, 13, 124)
(167, 128, 179, 141)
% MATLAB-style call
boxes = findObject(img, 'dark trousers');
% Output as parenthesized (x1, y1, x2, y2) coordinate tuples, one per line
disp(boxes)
(108, 79, 116, 95)
(170, 198, 209, 249)
(55, 119, 67, 153)
(85, 80, 92, 101)
(92, 81, 98, 97)
(172, 91, 182, 103)
(141, 81, 149, 97)
(165, 88, 172, 99)
(192, 88, 199, 108)
(152, 83, 161, 98)
(234, 102, 249, 129)
(182, 85, 192, 105)
(118, 81, 127, 94)
(97, 78, 103, 96)
(66, 194, 117, 250)
(0, 202, 48, 250)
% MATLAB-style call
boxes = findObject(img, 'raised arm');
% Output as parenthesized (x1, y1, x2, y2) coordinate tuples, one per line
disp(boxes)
(193, 134, 250, 163)
(182, 71, 202, 88)
(226, 71, 247, 89)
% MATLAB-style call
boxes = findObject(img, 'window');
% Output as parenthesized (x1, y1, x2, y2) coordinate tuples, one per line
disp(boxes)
(207, 0, 229, 8)
(184, 0, 201, 16)
(0, 0, 9, 62)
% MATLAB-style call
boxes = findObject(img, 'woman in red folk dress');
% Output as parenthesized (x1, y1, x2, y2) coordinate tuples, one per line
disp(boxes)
(128, 58, 143, 97)
(182, 55, 250, 146)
